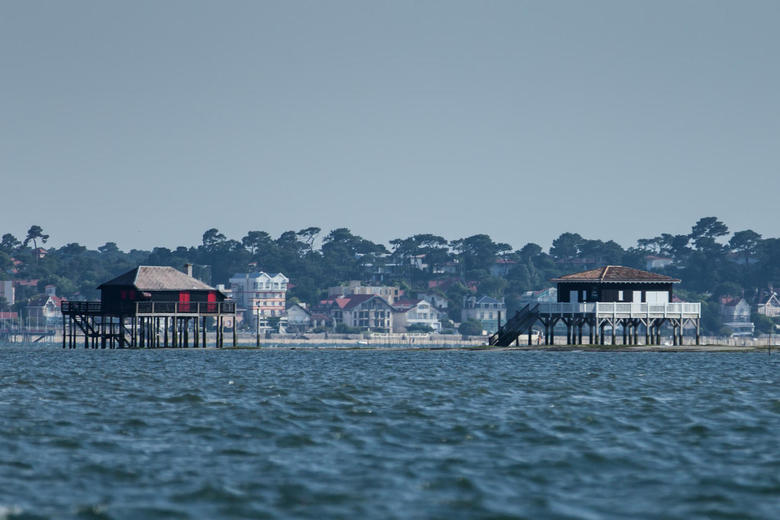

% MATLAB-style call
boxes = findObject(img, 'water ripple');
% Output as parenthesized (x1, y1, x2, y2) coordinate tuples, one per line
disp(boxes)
(0, 346, 778, 519)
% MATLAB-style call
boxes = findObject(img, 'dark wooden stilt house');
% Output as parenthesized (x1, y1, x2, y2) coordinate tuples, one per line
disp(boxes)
(61, 265, 236, 348)
(490, 266, 701, 347)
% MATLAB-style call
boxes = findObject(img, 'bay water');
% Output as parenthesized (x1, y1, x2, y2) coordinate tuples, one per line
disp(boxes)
(1, 345, 778, 519)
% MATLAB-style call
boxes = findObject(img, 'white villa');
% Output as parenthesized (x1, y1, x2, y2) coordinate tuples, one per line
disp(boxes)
(392, 299, 442, 332)
(229, 271, 289, 326)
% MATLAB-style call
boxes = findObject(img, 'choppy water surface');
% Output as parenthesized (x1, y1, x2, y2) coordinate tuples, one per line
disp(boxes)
(1, 346, 778, 519)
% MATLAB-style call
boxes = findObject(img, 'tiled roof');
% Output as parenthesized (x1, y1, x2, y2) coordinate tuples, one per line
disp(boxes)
(551, 265, 680, 283)
(99, 266, 215, 291)
(341, 294, 376, 310)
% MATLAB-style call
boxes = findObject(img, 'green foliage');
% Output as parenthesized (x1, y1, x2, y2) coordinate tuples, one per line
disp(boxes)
(3, 216, 779, 339)
(752, 312, 775, 335)
(335, 323, 360, 334)
(406, 323, 433, 333)
(458, 319, 484, 336)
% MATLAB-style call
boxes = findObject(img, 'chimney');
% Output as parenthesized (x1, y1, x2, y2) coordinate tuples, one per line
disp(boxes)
(185, 263, 193, 277)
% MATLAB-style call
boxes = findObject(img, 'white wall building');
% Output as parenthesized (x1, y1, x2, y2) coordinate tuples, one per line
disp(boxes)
(327, 281, 401, 304)
(0, 280, 14, 307)
(229, 271, 289, 325)
(393, 299, 442, 332)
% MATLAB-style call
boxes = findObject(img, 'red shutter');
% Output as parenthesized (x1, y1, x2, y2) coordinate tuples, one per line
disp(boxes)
(179, 292, 190, 312)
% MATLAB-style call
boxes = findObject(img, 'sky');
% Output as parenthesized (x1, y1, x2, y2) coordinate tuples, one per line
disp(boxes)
(1, 1, 778, 252)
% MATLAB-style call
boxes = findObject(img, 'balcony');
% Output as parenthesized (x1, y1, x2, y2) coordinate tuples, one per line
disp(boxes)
(536, 302, 701, 318)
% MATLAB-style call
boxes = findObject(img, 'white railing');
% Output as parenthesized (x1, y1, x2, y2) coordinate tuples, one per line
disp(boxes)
(537, 302, 700, 317)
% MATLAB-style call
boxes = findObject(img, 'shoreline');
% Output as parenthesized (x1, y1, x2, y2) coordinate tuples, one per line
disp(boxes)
(224, 343, 769, 353)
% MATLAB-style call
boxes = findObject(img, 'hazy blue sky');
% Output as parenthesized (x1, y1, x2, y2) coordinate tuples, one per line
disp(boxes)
(2, 1, 778, 252)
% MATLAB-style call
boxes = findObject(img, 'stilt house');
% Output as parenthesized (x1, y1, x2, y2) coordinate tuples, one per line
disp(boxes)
(62, 265, 236, 348)
(490, 265, 701, 347)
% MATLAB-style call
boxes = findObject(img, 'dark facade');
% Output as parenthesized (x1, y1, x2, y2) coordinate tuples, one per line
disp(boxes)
(552, 265, 680, 304)
(98, 266, 226, 315)
(556, 281, 675, 303)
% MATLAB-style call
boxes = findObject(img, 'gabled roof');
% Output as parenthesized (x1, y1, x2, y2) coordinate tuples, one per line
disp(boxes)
(393, 298, 423, 311)
(341, 294, 392, 311)
(98, 266, 215, 291)
(468, 295, 504, 305)
(286, 302, 311, 316)
(551, 265, 680, 284)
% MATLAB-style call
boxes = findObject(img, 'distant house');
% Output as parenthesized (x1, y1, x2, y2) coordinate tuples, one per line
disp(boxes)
(229, 271, 289, 326)
(461, 295, 506, 334)
(417, 291, 448, 310)
(392, 299, 442, 333)
(0, 280, 14, 307)
(327, 281, 402, 305)
(328, 294, 394, 331)
(26, 294, 63, 323)
(757, 293, 780, 318)
(720, 297, 754, 336)
(286, 302, 312, 329)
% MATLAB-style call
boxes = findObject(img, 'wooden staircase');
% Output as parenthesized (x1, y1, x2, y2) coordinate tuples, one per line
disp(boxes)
(489, 304, 539, 346)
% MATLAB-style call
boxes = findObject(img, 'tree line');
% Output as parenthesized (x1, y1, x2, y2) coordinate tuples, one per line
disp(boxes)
(2, 217, 779, 334)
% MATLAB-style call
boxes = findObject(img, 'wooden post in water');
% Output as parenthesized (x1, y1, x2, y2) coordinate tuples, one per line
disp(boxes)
(183, 318, 189, 348)
(219, 316, 224, 348)
(200, 316, 207, 348)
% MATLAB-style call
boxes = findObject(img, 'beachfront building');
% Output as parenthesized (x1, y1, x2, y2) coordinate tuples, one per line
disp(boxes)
(462, 295, 506, 334)
(720, 297, 754, 336)
(490, 265, 701, 347)
(287, 302, 332, 332)
(0, 280, 14, 307)
(757, 292, 780, 318)
(328, 294, 394, 331)
(327, 281, 402, 305)
(61, 265, 235, 348)
(229, 271, 289, 326)
(392, 299, 442, 333)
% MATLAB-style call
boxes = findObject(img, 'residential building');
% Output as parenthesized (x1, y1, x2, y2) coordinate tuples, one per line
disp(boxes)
(392, 299, 441, 332)
(329, 294, 394, 331)
(287, 302, 332, 331)
(757, 292, 780, 318)
(417, 291, 448, 310)
(327, 281, 402, 305)
(0, 280, 14, 307)
(720, 297, 754, 336)
(26, 294, 63, 324)
(462, 295, 506, 334)
(286, 302, 311, 328)
(229, 271, 289, 325)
